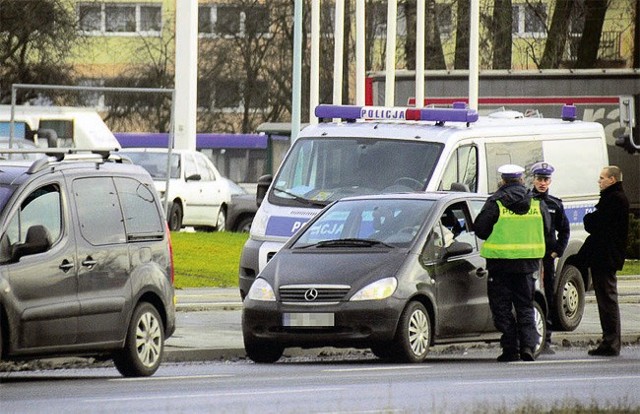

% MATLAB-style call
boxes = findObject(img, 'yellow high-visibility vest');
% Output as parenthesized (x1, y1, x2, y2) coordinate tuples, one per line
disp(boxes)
(480, 199, 545, 259)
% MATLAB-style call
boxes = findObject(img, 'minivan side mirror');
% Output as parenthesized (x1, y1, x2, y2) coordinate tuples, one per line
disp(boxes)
(185, 173, 201, 182)
(442, 241, 473, 259)
(256, 174, 273, 207)
(12, 225, 51, 261)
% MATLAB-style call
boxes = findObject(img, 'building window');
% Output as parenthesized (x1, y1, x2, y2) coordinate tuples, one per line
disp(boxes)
(78, 3, 161, 36)
(512, 3, 547, 37)
(198, 4, 269, 38)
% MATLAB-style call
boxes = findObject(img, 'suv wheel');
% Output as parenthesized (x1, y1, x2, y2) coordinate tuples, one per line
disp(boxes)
(553, 264, 585, 331)
(168, 203, 183, 231)
(113, 302, 164, 377)
(392, 301, 430, 363)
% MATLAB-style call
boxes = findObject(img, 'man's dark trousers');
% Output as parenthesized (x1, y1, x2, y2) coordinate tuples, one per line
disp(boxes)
(591, 265, 621, 352)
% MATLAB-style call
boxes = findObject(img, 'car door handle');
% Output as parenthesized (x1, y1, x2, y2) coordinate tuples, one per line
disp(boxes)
(476, 268, 488, 278)
(59, 260, 75, 272)
(82, 257, 98, 269)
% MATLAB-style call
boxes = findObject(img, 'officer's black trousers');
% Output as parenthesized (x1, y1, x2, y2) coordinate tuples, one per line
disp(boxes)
(487, 271, 538, 352)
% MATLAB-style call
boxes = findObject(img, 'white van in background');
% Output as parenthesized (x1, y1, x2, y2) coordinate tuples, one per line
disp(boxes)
(239, 103, 609, 332)
(0, 105, 120, 149)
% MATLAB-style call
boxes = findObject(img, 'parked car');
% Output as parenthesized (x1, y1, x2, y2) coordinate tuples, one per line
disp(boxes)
(119, 148, 230, 231)
(0, 149, 175, 377)
(222, 178, 257, 232)
(242, 192, 547, 363)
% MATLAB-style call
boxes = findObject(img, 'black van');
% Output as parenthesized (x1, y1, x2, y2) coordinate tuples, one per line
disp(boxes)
(0, 149, 175, 377)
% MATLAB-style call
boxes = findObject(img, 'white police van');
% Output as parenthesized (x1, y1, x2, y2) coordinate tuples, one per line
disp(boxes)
(240, 103, 608, 331)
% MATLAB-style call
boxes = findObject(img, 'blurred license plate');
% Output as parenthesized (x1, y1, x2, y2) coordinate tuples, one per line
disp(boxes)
(283, 313, 334, 327)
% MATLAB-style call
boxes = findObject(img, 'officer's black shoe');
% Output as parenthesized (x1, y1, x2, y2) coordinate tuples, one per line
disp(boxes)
(497, 349, 520, 362)
(588, 346, 620, 357)
(540, 343, 555, 355)
(520, 347, 535, 361)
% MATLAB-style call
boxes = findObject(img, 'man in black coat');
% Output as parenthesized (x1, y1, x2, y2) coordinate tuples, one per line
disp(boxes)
(579, 165, 629, 357)
(531, 162, 570, 354)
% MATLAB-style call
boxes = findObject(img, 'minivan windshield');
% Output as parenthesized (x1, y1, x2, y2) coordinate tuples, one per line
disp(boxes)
(292, 198, 435, 248)
(271, 137, 443, 207)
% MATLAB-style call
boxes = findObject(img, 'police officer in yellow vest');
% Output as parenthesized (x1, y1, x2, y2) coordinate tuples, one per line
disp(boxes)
(475, 164, 550, 362)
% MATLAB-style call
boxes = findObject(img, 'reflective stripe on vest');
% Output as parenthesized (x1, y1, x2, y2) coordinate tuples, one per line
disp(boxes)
(480, 199, 545, 259)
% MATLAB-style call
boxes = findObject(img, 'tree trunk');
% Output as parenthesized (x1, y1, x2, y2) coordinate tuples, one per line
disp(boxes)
(540, 0, 575, 69)
(576, 0, 608, 68)
(635, 0, 640, 68)
(491, 0, 512, 69)
(454, 0, 470, 69)
(425, 0, 446, 69)
(404, 1, 417, 70)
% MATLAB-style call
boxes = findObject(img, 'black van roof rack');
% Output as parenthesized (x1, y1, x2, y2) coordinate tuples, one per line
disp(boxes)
(0, 148, 127, 173)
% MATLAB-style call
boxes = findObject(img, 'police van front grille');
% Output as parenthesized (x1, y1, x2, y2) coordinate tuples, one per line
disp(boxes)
(279, 285, 351, 302)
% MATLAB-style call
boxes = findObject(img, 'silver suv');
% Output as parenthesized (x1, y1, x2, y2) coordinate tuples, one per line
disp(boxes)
(0, 149, 175, 377)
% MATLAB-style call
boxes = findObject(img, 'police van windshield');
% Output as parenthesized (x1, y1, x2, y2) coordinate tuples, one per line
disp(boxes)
(272, 137, 443, 207)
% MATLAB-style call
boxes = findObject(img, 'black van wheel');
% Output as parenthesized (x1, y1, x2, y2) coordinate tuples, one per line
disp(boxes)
(244, 336, 284, 363)
(392, 301, 430, 363)
(553, 264, 585, 331)
(113, 302, 164, 377)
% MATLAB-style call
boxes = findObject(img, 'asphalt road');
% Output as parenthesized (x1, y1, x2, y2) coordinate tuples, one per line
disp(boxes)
(164, 275, 640, 362)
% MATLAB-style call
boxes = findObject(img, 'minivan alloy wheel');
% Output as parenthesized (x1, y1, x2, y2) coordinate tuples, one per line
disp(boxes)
(393, 301, 431, 363)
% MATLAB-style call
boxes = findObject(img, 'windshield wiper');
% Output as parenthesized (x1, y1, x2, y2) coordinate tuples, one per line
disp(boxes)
(273, 187, 328, 208)
(296, 238, 394, 249)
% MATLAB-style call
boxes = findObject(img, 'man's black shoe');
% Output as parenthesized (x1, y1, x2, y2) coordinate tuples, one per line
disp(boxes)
(497, 350, 520, 362)
(520, 347, 535, 361)
(588, 347, 620, 357)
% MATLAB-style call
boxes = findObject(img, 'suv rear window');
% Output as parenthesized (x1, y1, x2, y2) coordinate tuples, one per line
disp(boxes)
(74, 177, 127, 245)
(74, 176, 164, 245)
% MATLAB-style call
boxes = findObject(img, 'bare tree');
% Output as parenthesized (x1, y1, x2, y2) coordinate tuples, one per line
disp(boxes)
(454, 0, 471, 69)
(575, 0, 608, 68)
(0, 0, 80, 104)
(103, 20, 175, 133)
(403, 0, 446, 70)
(491, 0, 513, 69)
(540, 0, 575, 68)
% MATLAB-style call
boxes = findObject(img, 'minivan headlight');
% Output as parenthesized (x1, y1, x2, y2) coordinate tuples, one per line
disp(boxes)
(350, 277, 398, 301)
(247, 278, 276, 301)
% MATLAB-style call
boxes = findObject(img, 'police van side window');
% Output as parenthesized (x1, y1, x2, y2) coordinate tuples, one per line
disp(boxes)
(114, 177, 164, 236)
(73, 177, 126, 245)
(485, 141, 542, 192)
(0, 184, 62, 263)
(440, 145, 478, 192)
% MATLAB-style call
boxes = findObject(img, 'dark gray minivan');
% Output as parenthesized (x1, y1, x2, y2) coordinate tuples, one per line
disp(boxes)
(0, 149, 175, 377)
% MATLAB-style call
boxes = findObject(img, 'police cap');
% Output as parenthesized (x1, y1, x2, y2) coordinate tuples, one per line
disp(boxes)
(498, 164, 525, 179)
(531, 161, 555, 177)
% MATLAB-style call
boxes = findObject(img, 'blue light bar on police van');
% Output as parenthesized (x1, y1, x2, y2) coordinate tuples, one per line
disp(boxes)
(561, 104, 577, 121)
(315, 103, 479, 124)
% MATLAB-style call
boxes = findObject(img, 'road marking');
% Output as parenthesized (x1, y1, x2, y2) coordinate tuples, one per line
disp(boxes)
(85, 387, 344, 403)
(323, 365, 432, 373)
(459, 374, 640, 385)
(109, 374, 233, 382)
